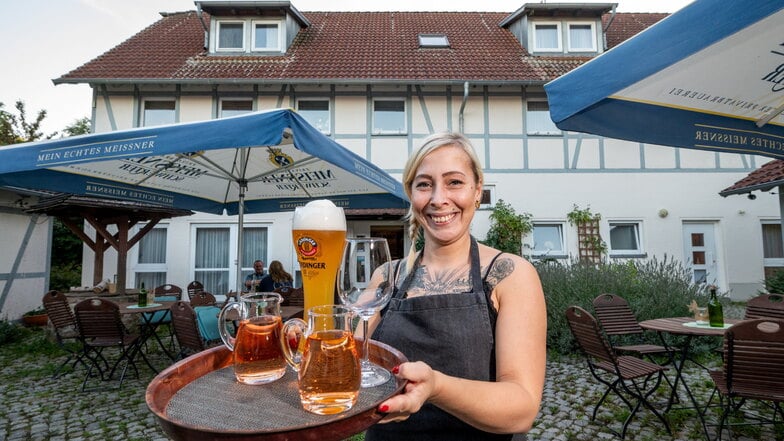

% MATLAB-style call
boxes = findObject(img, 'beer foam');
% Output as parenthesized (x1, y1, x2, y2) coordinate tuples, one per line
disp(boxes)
(293, 199, 346, 231)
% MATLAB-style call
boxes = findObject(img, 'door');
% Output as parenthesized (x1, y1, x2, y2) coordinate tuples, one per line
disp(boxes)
(682, 222, 721, 287)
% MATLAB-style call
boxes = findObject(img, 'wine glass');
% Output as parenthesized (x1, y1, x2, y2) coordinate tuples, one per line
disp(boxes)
(337, 237, 394, 387)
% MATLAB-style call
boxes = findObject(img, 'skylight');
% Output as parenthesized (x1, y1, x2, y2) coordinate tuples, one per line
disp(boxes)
(418, 33, 450, 48)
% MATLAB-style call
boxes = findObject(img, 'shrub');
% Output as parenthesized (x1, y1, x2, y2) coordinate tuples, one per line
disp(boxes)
(537, 255, 711, 355)
(763, 269, 784, 294)
(0, 319, 25, 346)
(481, 199, 532, 255)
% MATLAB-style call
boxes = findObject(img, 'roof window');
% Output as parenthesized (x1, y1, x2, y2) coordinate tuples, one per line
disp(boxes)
(418, 33, 450, 48)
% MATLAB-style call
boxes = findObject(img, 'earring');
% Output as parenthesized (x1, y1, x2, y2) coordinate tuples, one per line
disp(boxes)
(474, 200, 480, 209)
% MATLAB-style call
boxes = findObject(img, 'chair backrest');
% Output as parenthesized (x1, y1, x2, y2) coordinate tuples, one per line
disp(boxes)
(190, 291, 217, 307)
(566, 305, 617, 365)
(153, 284, 183, 298)
(744, 294, 784, 320)
(186, 281, 204, 300)
(74, 298, 125, 341)
(592, 293, 644, 336)
(170, 301, 206, 354)
(723, 318, 784, 401)
(275, 286, 304, 307)
(42, 290, 77, 333)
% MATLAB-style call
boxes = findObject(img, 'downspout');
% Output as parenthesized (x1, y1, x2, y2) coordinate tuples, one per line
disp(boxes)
(459, 81, 469, 134)
(601, 5, 617, 51)
(195, 3, 209, 49)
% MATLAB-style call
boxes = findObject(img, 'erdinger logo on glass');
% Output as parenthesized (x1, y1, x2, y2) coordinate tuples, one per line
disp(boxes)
(297, 237, 324, 266)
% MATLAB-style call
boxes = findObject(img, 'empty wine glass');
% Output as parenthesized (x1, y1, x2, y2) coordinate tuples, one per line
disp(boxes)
(337, 237, 394, 387)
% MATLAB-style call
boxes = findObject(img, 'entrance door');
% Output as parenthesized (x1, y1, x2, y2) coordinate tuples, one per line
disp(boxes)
(682, 222, 721, 287)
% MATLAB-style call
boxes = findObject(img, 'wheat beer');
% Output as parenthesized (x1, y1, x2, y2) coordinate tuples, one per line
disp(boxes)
(298, 329, 361, 414)
(233, 315, 288, 385)
(292, 200, 346, 316)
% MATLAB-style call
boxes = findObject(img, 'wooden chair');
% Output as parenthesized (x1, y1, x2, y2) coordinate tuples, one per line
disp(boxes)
(73, 298, 146, 392)
(186, 281, 204, 301)
(593, 293, 675, 360)
(190, 291, 217, 307)
(153, 283, 183, 300)
(743, 293, 784, 320)
(143, 284, 183, 345)
(566, 306, 671, 440)
(275, 286, 304, 307)
(707, 318, 784, 440)
(42, 290, 88, 378)
(169, 301, 220, 360)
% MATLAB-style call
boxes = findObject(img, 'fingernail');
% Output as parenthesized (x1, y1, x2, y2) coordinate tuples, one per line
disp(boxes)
(391, 365, 400, 374)
(378, 404, 389, 413)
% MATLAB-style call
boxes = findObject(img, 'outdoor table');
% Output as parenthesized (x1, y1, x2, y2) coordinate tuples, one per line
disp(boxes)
(118, 300, 177, 372)
(639, 317, 739, 440)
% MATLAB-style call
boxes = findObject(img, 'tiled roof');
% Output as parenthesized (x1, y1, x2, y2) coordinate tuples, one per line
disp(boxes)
(720, 159, 784, 197)
(57, 10, 665, 84)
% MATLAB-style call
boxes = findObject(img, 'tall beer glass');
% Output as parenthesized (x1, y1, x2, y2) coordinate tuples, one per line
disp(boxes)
(292, 199, 347, 317)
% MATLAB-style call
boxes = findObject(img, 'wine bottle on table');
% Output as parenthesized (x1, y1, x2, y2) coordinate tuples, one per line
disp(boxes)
(138, 282, 148, 307)
(708, 286, 723, 327)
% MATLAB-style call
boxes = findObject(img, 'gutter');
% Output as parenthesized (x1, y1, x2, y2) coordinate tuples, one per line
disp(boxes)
(53, 78, 544, 87)
(195, 4, 209, 49)
(459, 81, 470, 134)
(601, 4, 617, 51)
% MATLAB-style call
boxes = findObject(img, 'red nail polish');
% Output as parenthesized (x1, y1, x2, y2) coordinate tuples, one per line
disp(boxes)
(379, 404, 389, 413)
(392, 365, 400, 374)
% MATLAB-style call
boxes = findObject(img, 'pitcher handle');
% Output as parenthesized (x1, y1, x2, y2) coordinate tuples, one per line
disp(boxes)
(281, 318, 307, 371)
(218, 301, 242, 350)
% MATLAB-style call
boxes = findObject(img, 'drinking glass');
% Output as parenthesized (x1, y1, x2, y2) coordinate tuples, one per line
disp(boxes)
(337, 237, 394, 387)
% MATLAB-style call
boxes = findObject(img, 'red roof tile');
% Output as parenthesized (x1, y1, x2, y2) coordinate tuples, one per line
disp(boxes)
(720, 159, 784, 196)
(57, 10, 665, 84)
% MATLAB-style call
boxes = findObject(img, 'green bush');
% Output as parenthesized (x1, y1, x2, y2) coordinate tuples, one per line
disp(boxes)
(537, 255, 711, 355)
(0, 319, 25, 346)
(764, 269, 784, 294)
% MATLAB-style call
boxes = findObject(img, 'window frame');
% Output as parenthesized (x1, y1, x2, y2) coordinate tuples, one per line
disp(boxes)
(372, 99, 407, 135)
(532, 21, 563, 53)
(762, 220, 784, 267)
(251, 19, 283, 52)
(190, 223, 269, 294)
(478, 185, 495, 210)
(142, 99, 176, 127)
(130, 225, 168, 288)
(526, 100, 561, 136)
(216, 20, 247, 52)
(608, 221, 646, 257)
(297, 99, 331, 134)
(566, 21, 597, 52)
(418, 33, 450, 48)
(530, 222, 567, 259)
(220, 98, 254, 118)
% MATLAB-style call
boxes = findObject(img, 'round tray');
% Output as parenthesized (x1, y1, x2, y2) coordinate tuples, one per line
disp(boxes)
(146, 339, 407, 441)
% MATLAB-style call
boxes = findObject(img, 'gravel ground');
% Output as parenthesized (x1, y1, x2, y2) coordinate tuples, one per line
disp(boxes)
(1, 316, 781, 441)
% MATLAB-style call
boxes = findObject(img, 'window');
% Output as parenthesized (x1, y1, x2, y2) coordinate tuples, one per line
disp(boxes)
(133, 227, 167, 289)
(217, 21, 245, 51)
(143, 100, 176, 127)
(297, 99, 330, 134)
(526, 101, 561, 135)
(221, 99, 253, 118)
(762, 222, 784, 280)
(609, 222, 644, 256)
(479, 185, 495, 209)
(373, 100, 406, 135)
(193, 225, 268, 295)
(531, 223, 566, 258)
(532, 22, 562, 52)
(567, 22, 596, 52)
(418, 33, 449, 48)
(252, 20, 282, 51)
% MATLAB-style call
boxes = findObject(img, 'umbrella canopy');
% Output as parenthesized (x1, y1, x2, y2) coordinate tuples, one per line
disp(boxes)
(0, 108, 408, 292)
(544, 0, 784, 159)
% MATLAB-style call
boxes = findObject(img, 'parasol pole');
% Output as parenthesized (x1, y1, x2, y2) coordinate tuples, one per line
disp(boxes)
(236, 178, 248, 301)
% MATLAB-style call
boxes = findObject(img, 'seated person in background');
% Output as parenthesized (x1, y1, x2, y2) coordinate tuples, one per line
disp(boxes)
(244, 260, 265, 291)
(260, 260, 294, 291)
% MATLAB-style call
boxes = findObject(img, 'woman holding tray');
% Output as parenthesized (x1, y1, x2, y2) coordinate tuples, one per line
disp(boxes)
(365, 132, 547, 440)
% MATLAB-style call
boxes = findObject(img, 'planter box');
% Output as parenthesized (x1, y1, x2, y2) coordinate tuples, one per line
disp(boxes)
(22, 314, 48, 327)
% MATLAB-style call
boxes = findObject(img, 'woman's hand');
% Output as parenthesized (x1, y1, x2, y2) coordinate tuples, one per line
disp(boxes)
(376, 361, 438, 423)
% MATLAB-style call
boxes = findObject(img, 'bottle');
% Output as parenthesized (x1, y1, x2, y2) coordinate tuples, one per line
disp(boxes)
(708, 286, 724, 327)
(138, 282, 148, 307)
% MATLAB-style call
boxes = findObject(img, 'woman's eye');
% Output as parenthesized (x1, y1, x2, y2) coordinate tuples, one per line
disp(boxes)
(448, 179, 464, 186)
(415, 181, 432, 189)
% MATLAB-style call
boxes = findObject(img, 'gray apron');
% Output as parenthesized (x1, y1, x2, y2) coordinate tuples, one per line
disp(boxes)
(366, 237, 511, 441)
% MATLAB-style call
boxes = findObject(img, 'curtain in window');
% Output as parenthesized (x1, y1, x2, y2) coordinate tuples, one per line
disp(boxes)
(569, 25, 593, 50)
(535, 25, 559, 49)
(763, 224, 784, 258)
(526, 107, 560, 135)
(137, 273, 166, 290)
(139, 229, 166, 264)
(219, 23, 243, 49)
(195, 228, 230, 295)
(610, 224, 639, 251)
(533, 224, 564, 254)
(241, 227, 268, 281)
(254, 24, 278, 48)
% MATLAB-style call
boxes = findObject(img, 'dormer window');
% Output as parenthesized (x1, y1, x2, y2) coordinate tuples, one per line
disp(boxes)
(213, 18, 284, 54)
(531, 21, 598, 54)
(567, 23, 597, 52)
(533, 22, 562, 52)
(418, 33, 450, 48)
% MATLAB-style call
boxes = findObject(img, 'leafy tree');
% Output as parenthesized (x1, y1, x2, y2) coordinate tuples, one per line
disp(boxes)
(0, 100, 58, 145)
(62, 117, 91, 137)
(481, 199, 532, 255)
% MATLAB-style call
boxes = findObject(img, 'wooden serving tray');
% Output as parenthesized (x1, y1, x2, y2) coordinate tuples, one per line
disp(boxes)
(146, 339, 407, 441)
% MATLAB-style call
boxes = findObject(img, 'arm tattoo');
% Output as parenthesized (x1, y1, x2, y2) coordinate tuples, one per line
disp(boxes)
(483, 257, 515, 292)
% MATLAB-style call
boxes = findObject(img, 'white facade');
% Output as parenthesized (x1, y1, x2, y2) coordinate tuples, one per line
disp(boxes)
(80, 84, 778, 301)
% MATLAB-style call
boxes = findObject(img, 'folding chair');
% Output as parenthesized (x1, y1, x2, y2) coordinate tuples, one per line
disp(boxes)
(170, 301, 220, 360)
(743, 293, 784, 320)
(190, 291, 217, 307)
(566, 306, 671, 440)
(41, 290, 89, 377)
(593, 293, 675, 360)
(707, 318, 784, 440)
(140, 284, 183, 348)
(74, 298, 146, 392)
(186, 281, 204, 301)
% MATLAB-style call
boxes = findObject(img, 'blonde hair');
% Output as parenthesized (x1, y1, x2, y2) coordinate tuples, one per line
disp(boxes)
(402, 132, 483, 270)
(268, 260, 293, 284)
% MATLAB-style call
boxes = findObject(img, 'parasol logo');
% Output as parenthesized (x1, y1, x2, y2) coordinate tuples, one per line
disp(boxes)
(268, 148, 293, 168)
(297, 237, 319, 257)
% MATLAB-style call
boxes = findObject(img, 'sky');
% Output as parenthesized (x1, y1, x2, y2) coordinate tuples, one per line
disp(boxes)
(1, 0, 693, 136)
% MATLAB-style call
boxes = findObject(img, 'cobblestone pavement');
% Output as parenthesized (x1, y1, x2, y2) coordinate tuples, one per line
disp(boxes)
(1, 325, 781, 441)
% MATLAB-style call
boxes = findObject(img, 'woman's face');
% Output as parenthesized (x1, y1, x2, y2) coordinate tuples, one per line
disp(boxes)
(410, 144, 481, 247)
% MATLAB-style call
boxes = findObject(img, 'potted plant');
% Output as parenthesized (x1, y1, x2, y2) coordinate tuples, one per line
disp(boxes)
(22, 306, 48, 327)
